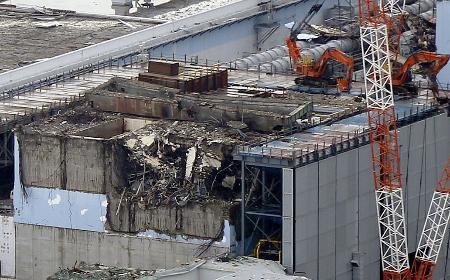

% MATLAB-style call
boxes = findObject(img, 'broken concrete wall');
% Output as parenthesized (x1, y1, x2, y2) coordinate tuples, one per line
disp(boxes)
(16, 125, 234, 239)
(88, 78, 313, 132)
(65, 137, 107, 193)
(18, 133, 127, 194)
(107, 199, 228, 239)
(19, 134, 63, 188)
(15, 223, 228, 280)
(76, 118, 124, 139)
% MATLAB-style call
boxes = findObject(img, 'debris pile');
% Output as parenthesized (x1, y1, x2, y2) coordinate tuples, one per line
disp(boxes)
(48, 262, 154, 280)
(118, 119, 267, 208)
(19, 104, 119, 135)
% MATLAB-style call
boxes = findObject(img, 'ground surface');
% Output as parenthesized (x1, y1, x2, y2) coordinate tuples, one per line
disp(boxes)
(0, 12, 153, 73)
(0, 0, 240, 74)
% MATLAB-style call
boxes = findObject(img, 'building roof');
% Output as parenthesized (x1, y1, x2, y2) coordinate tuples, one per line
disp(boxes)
(0, 10, 154, 74)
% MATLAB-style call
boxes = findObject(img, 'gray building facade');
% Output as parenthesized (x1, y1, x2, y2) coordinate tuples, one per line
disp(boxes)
(237, 111, 450, 279)
(282, 112, 450, 279)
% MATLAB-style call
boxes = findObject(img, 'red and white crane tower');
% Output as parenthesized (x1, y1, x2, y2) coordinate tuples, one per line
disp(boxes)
(357, 0, 411, 278)
(412, 158, 450, 280)
(358, 0, 450, 277)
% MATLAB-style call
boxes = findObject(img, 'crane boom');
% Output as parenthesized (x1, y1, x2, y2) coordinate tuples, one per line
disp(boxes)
(358, 0, 411, 278)
(289, 4, 323, 37)
(392, 52, 450, 85)
(286, 4, 353, 92)
(412, 158, 450, 280)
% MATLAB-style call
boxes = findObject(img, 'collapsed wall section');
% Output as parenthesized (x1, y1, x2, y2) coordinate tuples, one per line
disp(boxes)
(14, 106, 248, 242)
(108, 198, 228, 238)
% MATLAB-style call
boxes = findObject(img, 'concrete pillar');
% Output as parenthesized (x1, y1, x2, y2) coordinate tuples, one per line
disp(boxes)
(111, 5, 131, 16)
(111, 0, 132, 15)
(282, 168, 294, 274)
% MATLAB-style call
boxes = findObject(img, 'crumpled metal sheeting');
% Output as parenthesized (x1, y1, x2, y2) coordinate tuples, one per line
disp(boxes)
(418, 10, 435, 22)
(259, 39, 358, 73)
(405, 0, 435, 15)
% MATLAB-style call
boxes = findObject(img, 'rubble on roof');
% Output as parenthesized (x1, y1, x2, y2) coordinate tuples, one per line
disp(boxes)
(18, 100, 270, 237)
(48, 262, 155, 280)
(116, 118, 267, 209)
(48, 257, 304, 280)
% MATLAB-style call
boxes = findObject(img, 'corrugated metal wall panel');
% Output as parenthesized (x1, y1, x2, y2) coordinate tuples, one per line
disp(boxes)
(293, 113, 450, 280)
(282, 168, 294, 273)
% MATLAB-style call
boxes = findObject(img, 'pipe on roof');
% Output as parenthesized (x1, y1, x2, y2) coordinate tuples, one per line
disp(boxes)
(233, 42, 310, 70)
(259, 39, 358, 73)
(405, 0, 435, 15)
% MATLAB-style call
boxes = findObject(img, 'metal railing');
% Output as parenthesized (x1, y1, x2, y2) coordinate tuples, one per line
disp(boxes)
(236, 104, 440, 167)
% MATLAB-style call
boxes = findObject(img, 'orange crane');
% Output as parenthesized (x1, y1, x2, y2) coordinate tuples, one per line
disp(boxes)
(392, 51, 450, 101)
(286, 5, 353, 92)
(377, 0, 449, 100)
(358, 0, 450, 278)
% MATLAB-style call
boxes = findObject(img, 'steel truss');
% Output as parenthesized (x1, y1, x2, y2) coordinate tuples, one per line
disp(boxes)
(376, 189, 410, 277)
(0, 131, 13, 168)
(360, 25, 395, 111)
(412, 159, 450, 280)
(359, 1, 411, 277)
(240, 163, 282, 256)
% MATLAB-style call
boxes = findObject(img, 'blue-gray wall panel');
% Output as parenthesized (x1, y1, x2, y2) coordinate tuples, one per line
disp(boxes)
(293, 113, 450, 280)
(436, 1, 450, 84)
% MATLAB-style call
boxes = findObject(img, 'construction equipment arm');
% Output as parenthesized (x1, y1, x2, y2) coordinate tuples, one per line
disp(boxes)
(286, 4, 323, 69)
(289, 4, 323, 39)
(310, 48, 354, 91)
(392, 51, 450, 86)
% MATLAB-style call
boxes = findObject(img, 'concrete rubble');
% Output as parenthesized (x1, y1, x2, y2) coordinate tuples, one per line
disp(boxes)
(14, 57, 366, 241)
(48, 262, 155, 280)
(48, 257, 305, 280)
(16, 98, 271, 238)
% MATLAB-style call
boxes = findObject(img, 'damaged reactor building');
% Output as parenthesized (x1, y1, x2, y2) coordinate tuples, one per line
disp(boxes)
(0, 0, 449, 279)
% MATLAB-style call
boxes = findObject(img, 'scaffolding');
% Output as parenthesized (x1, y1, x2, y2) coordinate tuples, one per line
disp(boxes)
(240, 163, 282, 256)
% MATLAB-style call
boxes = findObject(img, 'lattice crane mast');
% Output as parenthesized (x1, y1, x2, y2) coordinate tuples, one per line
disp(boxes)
(358, 0, 411, 278)
(412, 158, 450, 280)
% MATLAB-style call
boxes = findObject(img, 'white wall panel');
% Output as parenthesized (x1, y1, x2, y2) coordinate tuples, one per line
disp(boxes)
(0, 216, 14, 278)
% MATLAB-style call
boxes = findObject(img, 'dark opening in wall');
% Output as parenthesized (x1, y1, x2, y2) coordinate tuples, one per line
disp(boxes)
(0, 131, 14, 199)
(0, 165, 13, 199)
